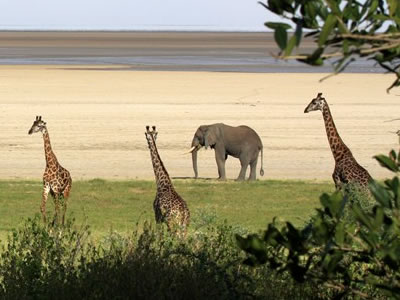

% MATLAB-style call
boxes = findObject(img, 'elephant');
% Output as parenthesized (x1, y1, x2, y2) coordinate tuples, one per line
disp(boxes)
(188, 123, 264, 181)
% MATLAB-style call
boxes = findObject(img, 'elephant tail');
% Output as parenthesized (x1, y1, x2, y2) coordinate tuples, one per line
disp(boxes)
(260, 147, 264, 177)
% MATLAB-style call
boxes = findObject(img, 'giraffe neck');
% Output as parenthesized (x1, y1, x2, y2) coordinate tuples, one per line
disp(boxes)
(322, 104, 352, 162)
(146, 136, 174, 191)
(43, 130, 59, 168)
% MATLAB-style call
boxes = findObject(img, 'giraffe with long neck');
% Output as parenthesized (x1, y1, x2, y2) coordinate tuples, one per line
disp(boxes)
(145, 126, 190, 233)
(29, 116, 72, 225)
(304, 93, 372, 188)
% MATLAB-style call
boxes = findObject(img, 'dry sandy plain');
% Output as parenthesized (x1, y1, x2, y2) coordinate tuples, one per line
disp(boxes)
(0, 65, 399, 181)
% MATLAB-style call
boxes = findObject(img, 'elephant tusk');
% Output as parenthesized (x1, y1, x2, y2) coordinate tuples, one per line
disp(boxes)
(183, 146, 198, 155)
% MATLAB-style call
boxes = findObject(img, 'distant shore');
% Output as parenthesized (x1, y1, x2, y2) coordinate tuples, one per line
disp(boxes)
(0, 29, 268, 32)
(0, 31, 379, 73)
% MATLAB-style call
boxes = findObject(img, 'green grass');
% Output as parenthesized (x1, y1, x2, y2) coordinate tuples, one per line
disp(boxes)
(0, 179, 334, 240)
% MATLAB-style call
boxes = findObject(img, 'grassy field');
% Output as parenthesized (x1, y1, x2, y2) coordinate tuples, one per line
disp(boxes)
(0, 179, 335, 240)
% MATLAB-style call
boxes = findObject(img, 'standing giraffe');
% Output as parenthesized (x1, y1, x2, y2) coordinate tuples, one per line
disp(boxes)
(304, 93, 372, 188)
(144, 126, 190, 234)
(28, 116, 72, 225)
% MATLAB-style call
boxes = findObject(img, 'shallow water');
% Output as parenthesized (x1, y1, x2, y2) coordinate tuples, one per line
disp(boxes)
(0, 31, 382, 73)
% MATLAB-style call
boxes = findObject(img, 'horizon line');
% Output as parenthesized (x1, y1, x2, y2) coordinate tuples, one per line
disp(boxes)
(0, 29, 271, 33)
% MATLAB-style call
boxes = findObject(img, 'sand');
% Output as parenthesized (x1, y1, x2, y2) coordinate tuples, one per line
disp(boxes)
(0, 65, 399, 181)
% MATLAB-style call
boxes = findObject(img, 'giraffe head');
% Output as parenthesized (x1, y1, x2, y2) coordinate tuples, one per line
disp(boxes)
(304, 92, 327, 113)
(28, 116, 47, 135)
(145, 125, 158, 143)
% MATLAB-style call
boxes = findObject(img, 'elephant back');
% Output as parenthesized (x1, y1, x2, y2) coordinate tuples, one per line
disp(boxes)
(237, 125, 263, 147)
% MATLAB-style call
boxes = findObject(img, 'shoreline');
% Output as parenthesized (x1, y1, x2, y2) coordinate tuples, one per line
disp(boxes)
(0, 29, 268, 33)
(0, 31, 380, 73)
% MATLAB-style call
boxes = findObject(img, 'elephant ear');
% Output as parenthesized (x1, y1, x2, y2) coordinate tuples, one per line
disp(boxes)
(204, 127, 217, 149)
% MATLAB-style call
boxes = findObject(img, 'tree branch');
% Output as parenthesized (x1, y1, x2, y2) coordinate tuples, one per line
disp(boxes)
(271, 51, 343, 60)
(340, 33, 399, 43)
(360, 42, 400, 55)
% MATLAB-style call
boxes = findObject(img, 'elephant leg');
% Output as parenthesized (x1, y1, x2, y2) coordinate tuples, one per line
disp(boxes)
(237, 156, 249, 181)
(248, 158, 258, 181)
(215, 149, 226, 180)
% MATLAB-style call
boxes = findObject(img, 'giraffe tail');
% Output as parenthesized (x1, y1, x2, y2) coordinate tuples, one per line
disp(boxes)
(260, 147, 264, 177)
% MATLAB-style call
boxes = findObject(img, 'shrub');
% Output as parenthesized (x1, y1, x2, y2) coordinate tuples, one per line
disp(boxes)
(0, 211, 323, 299)
(237, 149, 400, 299)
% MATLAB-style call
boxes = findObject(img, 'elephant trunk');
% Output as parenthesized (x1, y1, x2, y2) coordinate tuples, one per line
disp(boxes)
(192, 150, 198, 178)
(191, 138, 200, 178)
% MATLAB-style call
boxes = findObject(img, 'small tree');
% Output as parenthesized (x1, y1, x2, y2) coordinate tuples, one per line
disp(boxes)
(259, 0, 400, 92)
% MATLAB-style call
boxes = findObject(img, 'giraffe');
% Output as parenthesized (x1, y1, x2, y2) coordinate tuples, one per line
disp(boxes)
(28, 116, 72, 225)
(144, 125, 190, 234)
(304, 93, 372, 189)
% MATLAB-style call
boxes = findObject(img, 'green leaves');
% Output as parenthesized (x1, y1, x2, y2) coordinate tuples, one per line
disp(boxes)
(264, 22, 291, 30)
(275, 26, 288, 50)
(367, 0, 379, 17)
(388, 0, 399, 17)
(238, 148, 400, 298)
(320, 191, 345, 219)
(260, 0, 400, 92)
(318, 15, 338, 46)
(236, 233, 268, 265)
(374, 154, 399, 172)
(265, 22, 292, 51)
(298, 47, 324, 66)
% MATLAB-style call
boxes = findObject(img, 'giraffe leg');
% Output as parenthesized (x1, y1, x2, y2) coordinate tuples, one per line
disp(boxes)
(53, 195, 61, 226)
(41, 183, 50, 223)
(62, 181, 71, 225)
(332, 169, 342, 190)
(61, 199, 67, 226)
(181, 213, 189, 239)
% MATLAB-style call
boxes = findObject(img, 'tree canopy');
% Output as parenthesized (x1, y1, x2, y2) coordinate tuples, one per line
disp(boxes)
(260, 0, 400, 92)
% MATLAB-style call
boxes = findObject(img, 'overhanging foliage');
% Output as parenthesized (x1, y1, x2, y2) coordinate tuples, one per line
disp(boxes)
(260, 0, 400, 92)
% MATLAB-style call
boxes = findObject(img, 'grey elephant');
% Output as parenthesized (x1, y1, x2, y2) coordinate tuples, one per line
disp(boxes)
(188, 123, 264, 180)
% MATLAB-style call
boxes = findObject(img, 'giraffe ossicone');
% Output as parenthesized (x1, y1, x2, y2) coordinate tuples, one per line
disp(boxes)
(28, 116, 72, 225)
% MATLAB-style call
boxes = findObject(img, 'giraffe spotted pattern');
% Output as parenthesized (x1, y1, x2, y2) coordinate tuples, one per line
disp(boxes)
(29, 116, 72, 225)
(144, 126, 190, 234)
(304, 93, 372, 188)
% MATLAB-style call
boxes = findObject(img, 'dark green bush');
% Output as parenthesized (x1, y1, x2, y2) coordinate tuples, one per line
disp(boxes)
(237, 149, 400, 299)
(0, 212, 322, 299)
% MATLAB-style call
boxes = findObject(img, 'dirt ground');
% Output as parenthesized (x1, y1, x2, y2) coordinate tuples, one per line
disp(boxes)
(0, 65, 399, 180)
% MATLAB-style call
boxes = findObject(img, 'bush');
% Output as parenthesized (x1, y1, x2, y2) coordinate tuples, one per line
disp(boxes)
(0, 211, 323, 299)
(237, 149, 400, 299)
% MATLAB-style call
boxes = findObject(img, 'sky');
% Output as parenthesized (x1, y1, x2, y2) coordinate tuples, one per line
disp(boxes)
(0, 0, 282, 31)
